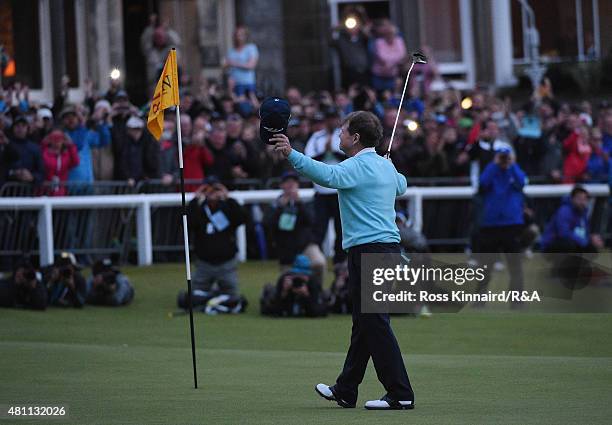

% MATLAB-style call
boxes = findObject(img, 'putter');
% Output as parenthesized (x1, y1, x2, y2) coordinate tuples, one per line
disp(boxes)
(385, 51, 428, 160)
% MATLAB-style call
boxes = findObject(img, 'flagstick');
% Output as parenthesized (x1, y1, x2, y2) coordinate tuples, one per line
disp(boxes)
(385, 61, 415, 160)
(176, 104, 198, 389)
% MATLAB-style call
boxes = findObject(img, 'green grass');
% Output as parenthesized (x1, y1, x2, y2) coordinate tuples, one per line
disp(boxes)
(1, 261, 612, 425)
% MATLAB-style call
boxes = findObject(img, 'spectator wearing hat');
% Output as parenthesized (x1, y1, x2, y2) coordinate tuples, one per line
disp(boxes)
(188, 177, 247, 296)
(31, 107, 54, 143)
(0, 261, 47, 310)
(223, 26, 259, 97)
(45, 252, 87, 308)
(41, 130, 80, 196)
(474, 148, 526, 307)
(112, 115, 160, 185)
(265, 171, 326, 287)
(7, 115, 44, 185)
(86, 259, 134, 306)
(61, 105, 110, 185)
(266, 254, 327, 317)
(304, 107, 346, 264)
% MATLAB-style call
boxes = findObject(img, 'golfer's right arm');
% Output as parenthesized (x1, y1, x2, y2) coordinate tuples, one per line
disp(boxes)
(287, 149, 357, 190)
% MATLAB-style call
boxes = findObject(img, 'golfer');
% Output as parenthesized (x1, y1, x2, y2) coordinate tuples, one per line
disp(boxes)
(272, 110, 415, 410)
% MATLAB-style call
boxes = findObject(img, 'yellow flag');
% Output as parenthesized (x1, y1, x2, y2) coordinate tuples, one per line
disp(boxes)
(147, 49, 180, 140)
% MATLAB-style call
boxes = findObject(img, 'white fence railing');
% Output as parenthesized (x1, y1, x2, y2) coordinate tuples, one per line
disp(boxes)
(0, 184, 609, 266)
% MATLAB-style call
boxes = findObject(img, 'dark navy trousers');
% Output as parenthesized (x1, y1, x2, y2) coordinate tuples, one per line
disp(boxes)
(333, 242, 414, 404)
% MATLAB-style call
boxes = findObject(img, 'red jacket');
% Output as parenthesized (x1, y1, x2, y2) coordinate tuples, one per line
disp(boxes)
(183, 144, 213, 190)
(562, 131, 591, 183)
(41, 137, 80, 196)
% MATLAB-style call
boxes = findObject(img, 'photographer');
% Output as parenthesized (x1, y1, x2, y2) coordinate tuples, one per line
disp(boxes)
(86, 259, 134, 306)
(265, 171, 326, 287)
(188, 176, 247, 295)
(0, 261, 47, 310)
(45, 253, 87, 308)
(264, 255, 327, 317)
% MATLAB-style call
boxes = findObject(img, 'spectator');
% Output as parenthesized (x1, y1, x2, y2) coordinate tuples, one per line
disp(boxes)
(415, 130, 450, 177)
(304, 107, 346, 264)
(179, 113, 213, 190)
(585, 127, 608, 182)
(0, 261, 47, 310)
(370, 19, 406, 94)
(261, 254, 327, 317)
(113, 116, 160, 185)
(205, 120, 233, 183)
(45, 253, 87, 308)
(601, 111, 612, 156)
(466, 119, 513, 187)
(61, 105, 110, 185)
(562, 124, 592, 183)
(140, 15, 182, 94)
(223, 26, 259, 97)
(158, 118, 178, 185)
(90, 99, 115, 181)
(474, 148, 526, 308)
(331, 12, 370, 88)
(0, 129, 18, 188)
(265, 171, 326, 286)
(187, 177, 247, 296)
(7, 116, 44, 185)
(31, 107, 54, 143)
(41, 130, 80, 196)
(86, 259, 134, 306)
(541, 186, 603, 253)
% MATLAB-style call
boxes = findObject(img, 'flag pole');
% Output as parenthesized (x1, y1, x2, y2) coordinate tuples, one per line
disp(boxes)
(173, 48, 198, 389)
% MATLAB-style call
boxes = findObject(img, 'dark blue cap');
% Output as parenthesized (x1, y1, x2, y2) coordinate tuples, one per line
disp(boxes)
(259, 97, 290, 145)
(281, 170, 300, 182)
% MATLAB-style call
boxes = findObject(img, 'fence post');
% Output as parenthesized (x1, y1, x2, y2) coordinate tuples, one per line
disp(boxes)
(37, 203, 54, 266)
(410, 192, 424, 233)
(136, 200, 153, 265)
(235, 197, 247, 262)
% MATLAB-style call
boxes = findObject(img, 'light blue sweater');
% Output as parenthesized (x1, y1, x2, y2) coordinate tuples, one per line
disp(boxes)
(288, 148, 407, 249)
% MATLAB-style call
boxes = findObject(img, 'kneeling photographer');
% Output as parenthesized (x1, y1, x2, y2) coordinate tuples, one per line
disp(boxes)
(262, 255, 327, 317)
(86, 259, 134, 306)
(45, 252, 87, 308)
(0, 261, 47, 310)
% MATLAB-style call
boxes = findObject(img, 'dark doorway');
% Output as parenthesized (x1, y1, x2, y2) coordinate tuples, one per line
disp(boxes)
(122, 0, 158, 105)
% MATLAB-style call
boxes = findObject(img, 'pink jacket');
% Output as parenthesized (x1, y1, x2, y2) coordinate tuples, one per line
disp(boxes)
(371, 36, 407, 78)
(41, 137, 80, 196)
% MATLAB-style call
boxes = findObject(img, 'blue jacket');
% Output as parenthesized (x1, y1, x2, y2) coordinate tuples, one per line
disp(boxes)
(540, 197, 590, 249)
(288, 147, 407, 249)
(66, 124, 111, 183)
(479, 162, 526, 228)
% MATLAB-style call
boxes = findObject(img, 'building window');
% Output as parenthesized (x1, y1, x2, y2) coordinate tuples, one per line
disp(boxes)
(511, 0, 601, 63)
(419, 0, 462, 63)
(0, 0, 42, 88)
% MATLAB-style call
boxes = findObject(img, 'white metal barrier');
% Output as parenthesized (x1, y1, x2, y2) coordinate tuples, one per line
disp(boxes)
(0, 184, 608, 266)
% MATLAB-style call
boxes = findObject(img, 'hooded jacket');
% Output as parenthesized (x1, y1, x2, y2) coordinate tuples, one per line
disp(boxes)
(479, 162, 526, 228)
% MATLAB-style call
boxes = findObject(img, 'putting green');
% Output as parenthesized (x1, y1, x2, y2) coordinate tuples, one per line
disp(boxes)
(1, 262, 611, 424)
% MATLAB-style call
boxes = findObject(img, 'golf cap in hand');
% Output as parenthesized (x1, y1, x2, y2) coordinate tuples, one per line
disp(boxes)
(259, 97, 290, 145)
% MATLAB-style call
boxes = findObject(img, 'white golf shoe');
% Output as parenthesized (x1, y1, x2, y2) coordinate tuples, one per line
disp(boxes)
(364, 395, 414, 410)
(314, 383, 355, 408)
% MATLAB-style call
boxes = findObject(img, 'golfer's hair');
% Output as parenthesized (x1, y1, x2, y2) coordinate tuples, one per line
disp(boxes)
(342, 111, 383, 148)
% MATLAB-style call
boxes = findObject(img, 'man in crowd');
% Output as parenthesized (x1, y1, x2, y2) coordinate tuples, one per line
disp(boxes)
(113, 116, 160, 185)
(7, 116, 44, 185)
(541, 185, 604, 253)
(86, 258, 134, 306)
(263, 254, 327, 317)
(0, 261, 47, 310)
(265, 171, 326, 287)
(304, 107, 346, 265)
(474, 148, 526, 307)
(188, 176, 247, 296)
